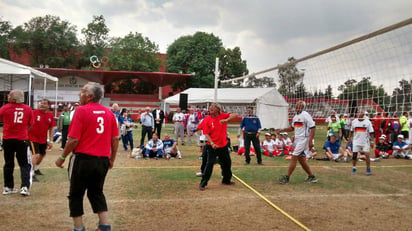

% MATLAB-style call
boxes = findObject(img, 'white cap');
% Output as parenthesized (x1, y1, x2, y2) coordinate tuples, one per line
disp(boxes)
(398, 134, 404, 139)
(265, 133, 271, 136)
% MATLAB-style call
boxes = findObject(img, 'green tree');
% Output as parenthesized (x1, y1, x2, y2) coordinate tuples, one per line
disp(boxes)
(11, 15, 79, 67)
(277, 57, 305, 97)
(324, 85, 333, 99)
(218, 47, 248, 81)
(108, 32, 160, 94)
(79, 15, 110, 69)
(166, 32, 223, 90)
(0, 18, 13, 59)
(338, 77, 389, 110)
(390, 79, 412, 112)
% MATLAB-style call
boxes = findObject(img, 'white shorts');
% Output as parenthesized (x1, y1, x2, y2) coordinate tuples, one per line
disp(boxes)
(292, 137, 309, 157)
(352, 144, 370, 153)
(332, 153, 340, 159)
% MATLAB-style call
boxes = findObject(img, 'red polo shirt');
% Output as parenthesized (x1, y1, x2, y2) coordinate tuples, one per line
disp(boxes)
(29, 109, 56, 143)
(202, 113, 230, 148)
(0, 103, 34, 140)
(68, 103, 119, 157)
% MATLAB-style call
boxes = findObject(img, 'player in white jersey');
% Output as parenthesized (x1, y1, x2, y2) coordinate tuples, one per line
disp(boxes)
(278, 101, 317, 184)
(349, 110, 374, 175)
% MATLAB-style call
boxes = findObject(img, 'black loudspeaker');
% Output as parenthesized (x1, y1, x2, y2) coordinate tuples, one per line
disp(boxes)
(179, 93, 188, 111)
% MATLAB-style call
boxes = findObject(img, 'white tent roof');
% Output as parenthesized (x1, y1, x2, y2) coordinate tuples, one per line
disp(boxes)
(0, 58, 58, 82)
(0, 58, 59, 108)
(164, 88, 290, 129)
(164, 88, 288, 105)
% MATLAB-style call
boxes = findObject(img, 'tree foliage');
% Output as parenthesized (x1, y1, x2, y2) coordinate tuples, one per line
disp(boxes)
(218, 47, 248, 81)
(337, 77, 389, 109)
(277, 57, 305, 97)
(11, 15, 79, 68)
(390, 79, 412, 112)
(79, 15, 110, 69)
(0, 18, 12, 59)
(166, 32, 223, 90)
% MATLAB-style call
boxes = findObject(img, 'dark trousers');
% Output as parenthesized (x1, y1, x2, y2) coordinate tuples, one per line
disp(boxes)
(244, 132, 262, 163)
(3, 139, 32, 189)
(154, 123, 163, 137)
(121, 131, 134, 151)
(61, 125, 69, 149)
(68, 153, 110, 217)
(140, 126, 153, 146)
(200, 144, 211, 173)
(200, 146, 232, 187)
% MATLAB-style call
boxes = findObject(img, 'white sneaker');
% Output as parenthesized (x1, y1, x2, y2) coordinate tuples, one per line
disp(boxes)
(195, 172, 203, 177)
(20, 187, 30, 196)
(177, 151, 182, 159)
(3, 187, 18, 195)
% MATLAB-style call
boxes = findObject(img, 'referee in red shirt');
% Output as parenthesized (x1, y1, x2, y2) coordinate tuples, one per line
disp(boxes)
(55, 82, 119, 231)
(0, 89, 34, 196)
(199, 103, 239, 191)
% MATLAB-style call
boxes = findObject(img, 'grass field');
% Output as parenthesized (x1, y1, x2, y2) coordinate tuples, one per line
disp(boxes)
(1, 124, 412, 231)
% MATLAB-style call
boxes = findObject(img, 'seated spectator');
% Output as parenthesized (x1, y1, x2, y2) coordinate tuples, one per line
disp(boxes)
(237, 135, 256, 156)
(277, 133, 290, 156)
(374, 135, 392, 159)
(324, 135, 344, 161)
(344, 138, 354, 162)
(144, 133, 164, 159)
(163, 133, 181, 159)
(281, 132, 293, 151)
(392, 134, 410, 159)
(262, 133, 279, 157)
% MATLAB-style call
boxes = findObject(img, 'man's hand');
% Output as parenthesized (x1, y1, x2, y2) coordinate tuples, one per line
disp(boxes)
(55, 157, 65, 168)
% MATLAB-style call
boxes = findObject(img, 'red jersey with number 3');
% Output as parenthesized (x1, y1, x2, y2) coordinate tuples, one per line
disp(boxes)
(29, 109, 56, 143)
(68, 102, 119, 157)
(202, 112, 230, 148)
(0, 103, 34, 140)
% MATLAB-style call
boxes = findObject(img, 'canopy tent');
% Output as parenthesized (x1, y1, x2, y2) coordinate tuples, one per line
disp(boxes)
(164, 88, 290, 129)
(0, 58, 59, 109)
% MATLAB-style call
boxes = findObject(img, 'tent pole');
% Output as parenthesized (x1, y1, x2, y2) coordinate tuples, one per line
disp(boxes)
(214, 57, 219, 102)
(55, 81, 58, 117)
(28, 74, 33, 107)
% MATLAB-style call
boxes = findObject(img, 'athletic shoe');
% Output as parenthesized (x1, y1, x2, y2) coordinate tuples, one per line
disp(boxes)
(279, 175, 289, 184)
(366, 168, 372, 175)
(32, 175, 40, 182)
(352, 167, 357, 174)
(3, 187, 18, 195)
(221, 181, 235, 186)
(195, 172, 203, 177)
(155, 156, 159, 160)
(257, 162, 263, 165)
(20, 187, 30, 196)
(304, 175, 318, 183)
(199, 184, 206, 191)
(34, 169, 44, 175)
(177, 151, 182, 159)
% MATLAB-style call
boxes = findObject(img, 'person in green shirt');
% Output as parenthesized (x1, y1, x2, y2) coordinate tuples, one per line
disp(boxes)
(328, 115, 342, 142)
(58, 104, 71, 150)
(399, 112, 409, 139)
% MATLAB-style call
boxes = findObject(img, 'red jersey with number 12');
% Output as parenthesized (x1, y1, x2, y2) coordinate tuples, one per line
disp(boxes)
(68, 103, 119, 157)
(0, 103, 34, 140)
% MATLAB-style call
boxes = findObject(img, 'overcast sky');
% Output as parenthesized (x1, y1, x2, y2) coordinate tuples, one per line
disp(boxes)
(1, 0, 412, 77)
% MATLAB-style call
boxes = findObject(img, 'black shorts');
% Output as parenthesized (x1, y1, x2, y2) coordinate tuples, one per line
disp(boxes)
(31, 142, 47, 155)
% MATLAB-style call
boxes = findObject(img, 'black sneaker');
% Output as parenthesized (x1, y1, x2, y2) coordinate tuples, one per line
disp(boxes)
(199, 183, 206, 191)
(257, 162, 263, 165)
(279, 175, 289, 184)
(304, 175, 318, 183)
(34, 169, 43, 175)
(32, 175, 40, 182)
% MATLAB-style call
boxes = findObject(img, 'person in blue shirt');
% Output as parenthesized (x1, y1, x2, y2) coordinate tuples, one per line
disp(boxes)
(392, 134, 409, 159)
(162, 133, 181, 159)
(324, 135, 344, 161)
(145, 133, 163, 159)
(240, 107, 262, 165)
(119, 111, 134, 151)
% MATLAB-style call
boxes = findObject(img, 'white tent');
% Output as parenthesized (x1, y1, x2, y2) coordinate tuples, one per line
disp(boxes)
(164, 88, 289, 129)
(0, 58, 58, 108)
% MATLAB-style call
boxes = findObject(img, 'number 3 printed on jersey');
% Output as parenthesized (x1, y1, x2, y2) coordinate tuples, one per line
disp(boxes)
(97, 117, 104, 134)
(14, 111, 24, 123)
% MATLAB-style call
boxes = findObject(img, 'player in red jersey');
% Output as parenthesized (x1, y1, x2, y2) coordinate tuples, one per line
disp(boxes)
(29, 99, 56, 181)
(0, 89, 34, 196)
(55, 82, 119, 231)
(199, 103, 239, 191)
